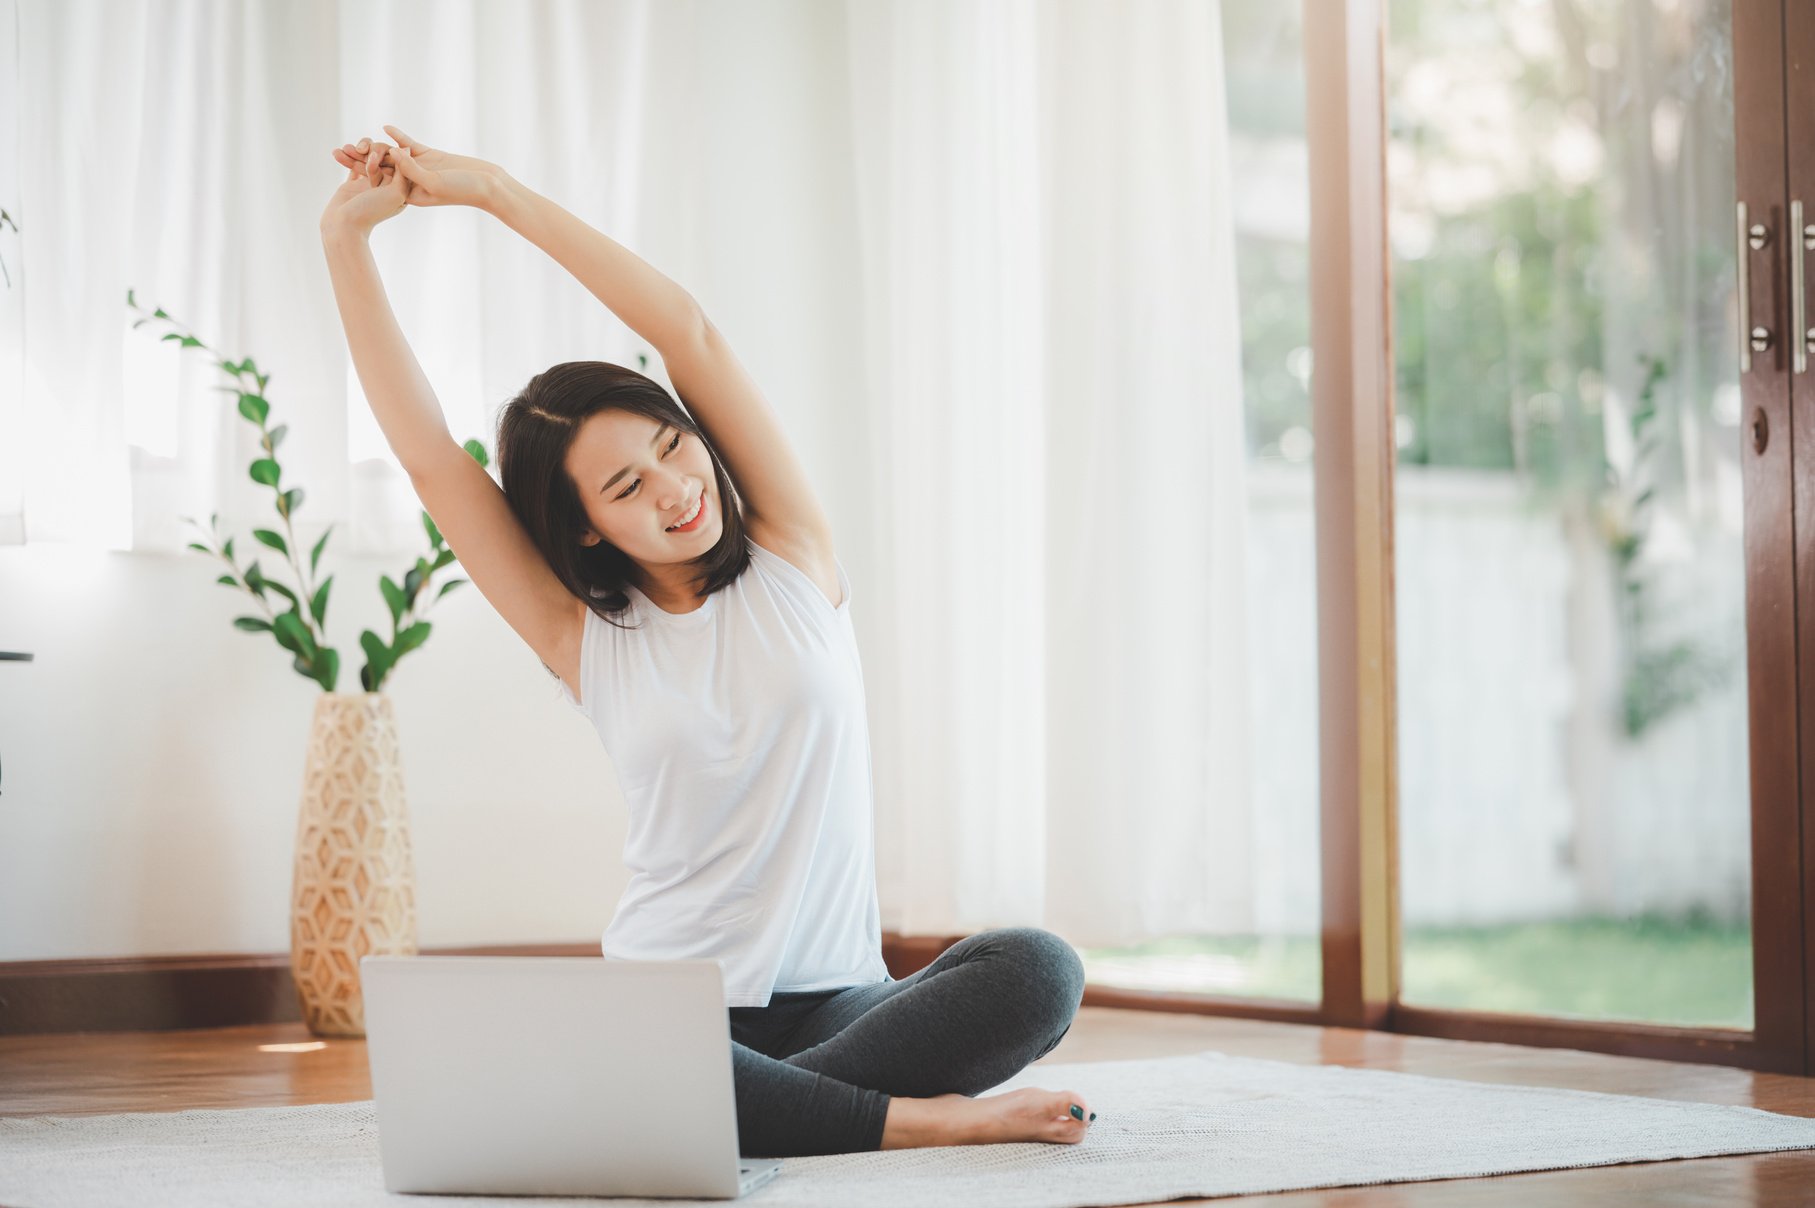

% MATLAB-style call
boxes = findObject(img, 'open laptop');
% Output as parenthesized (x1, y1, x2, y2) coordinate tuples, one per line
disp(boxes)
(360, 954, 783, 1198)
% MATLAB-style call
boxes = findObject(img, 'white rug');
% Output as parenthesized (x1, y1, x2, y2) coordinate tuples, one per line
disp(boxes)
(3, 1049, 1814, 1207)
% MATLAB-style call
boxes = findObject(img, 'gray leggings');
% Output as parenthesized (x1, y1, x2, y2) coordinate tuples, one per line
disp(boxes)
(728, 926, 1087, 1158)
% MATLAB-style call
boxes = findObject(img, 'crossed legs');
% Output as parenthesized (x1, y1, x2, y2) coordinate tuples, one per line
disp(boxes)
(730, 926, 1087, 1158)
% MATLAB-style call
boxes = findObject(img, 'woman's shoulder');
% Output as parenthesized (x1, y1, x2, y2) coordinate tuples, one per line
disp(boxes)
(744, 521, 843, 611)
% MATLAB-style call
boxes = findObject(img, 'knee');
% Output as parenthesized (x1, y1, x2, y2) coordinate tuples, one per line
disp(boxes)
(985, 926, 1086, 1029)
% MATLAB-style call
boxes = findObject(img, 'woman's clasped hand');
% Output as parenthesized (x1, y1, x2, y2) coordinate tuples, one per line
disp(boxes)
(320, 125, 505, 235)
(319, 135, 410, 236)
(333, 125, 503, 209)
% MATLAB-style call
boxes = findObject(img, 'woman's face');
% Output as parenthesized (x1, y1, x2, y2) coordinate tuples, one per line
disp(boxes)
(566, 410, 722, 564)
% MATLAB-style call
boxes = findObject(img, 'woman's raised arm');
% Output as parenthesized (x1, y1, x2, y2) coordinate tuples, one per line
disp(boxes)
(359, 128, 835, 552)
(319, 146, 457, 474)
(368, 126, 704, 360)
(477, 174, 704, 358)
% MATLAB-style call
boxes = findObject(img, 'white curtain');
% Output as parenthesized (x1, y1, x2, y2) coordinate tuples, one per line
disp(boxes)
(2, 0, 1256, 949)
(849, 0, 1254, 945)
(2, 0, 652, 553)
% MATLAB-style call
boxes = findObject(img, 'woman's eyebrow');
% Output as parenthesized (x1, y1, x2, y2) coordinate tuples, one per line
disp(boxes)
(601, 424, 672, 494)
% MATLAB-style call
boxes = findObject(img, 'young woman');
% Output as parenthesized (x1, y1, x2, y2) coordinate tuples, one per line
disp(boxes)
(319, 128, 1095, 1158)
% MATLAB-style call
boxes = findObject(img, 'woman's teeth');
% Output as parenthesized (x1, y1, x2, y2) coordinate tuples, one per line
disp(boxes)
(667, 493, 703, 531)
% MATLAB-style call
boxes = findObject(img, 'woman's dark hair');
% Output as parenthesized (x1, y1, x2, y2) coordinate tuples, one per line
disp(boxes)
(495, 360, 751, 657)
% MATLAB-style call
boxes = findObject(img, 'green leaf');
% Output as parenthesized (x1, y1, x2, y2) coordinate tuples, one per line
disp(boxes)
(216, 573, 238, 587)
(360, 630, 393, 689)
(293, 654, 314, 678)
(280, 488, 303, 517)
(153, 306, 168, 319)
(379, 575, 406, 626)
(161, 332, 184, 342)
(252, 528, 288, 555)
(232, 616, 274, 633)
(423, 511, 443, 548)
(260, 579, 300, 607)
(180, 335, 202, 348)
(436, 578, 468, 600)
(273, 611, 314, 657)
(237, 393, 269, 426)
(222, 536, 235, 562)
(249, 458, 281, 487)
(395, 620, 431, 657)
(404, 565, 424, 601)
(432, 548, 457, 570)
(310, 575, 333, 628)
(266, 423, 287, 450)
(462, 438, 490, 469)
(267, 615, 300, 654)
(310, 526, 333, 575)
(186, 541, 212, 555)
(317, 646, 340, 693)
(245, 560, 267, 597)
(127, 287, 137, 307)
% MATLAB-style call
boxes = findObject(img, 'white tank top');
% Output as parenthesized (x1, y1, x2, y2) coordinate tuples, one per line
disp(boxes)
(557, 535, 891, 1006)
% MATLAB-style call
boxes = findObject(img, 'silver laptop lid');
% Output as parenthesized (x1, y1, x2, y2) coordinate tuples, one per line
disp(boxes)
(361, 955, 747, 1199)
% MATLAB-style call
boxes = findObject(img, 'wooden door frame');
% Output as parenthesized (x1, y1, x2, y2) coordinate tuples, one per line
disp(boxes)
(1305, 0, 1398, 1035)
(1782, 0, 1815, 1079)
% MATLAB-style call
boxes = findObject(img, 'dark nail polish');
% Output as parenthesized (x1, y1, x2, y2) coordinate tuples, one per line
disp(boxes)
(1089, 1112, 1097, 1121)
(1070, 1104, 1083, 1120)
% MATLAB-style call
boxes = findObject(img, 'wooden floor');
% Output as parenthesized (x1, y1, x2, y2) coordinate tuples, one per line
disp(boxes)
(3, 1005, 1814, 1205)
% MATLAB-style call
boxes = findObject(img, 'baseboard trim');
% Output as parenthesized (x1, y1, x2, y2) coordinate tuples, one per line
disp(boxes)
(0, 936, 972, 1036)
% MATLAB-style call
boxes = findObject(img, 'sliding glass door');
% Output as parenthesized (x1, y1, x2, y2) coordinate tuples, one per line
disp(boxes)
(1379, 0, 1811, 1072)
(1388, 0, 1752, 1029)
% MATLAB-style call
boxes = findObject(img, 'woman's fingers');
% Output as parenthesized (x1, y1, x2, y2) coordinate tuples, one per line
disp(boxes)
(387, 147, 435, 206)
(381, 124, 422, 152)
(363, 140, 397, 181)
(333, 137, 407, 184)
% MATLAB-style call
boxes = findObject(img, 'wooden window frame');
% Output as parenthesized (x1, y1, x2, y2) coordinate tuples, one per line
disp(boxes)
(1084, 0, 1814, 1077)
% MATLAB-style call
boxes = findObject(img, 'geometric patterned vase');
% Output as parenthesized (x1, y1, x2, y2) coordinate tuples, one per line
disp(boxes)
(290, 692, 418, 1037)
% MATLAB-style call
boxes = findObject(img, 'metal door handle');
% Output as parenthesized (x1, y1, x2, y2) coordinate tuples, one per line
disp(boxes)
(1740, 202, 1757, 372)
(1795, 200, 1807, 374)
(1739, 204, 1776, 372)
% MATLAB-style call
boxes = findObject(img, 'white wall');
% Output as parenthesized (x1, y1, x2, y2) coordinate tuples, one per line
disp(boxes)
(0, 541, 623, 960)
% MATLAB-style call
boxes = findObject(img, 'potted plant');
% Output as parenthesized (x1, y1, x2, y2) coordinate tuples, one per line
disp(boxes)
(131, 289, 481, 1037)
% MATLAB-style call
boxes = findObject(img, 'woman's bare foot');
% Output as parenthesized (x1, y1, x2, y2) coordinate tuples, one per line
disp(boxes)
(881, 1087, 1094, 1149)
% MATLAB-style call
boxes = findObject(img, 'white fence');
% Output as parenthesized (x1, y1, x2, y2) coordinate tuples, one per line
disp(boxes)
(1241, 463, 1751, 935)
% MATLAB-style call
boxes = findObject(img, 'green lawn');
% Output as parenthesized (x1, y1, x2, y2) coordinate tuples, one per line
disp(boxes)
(1078, 914, 1753, 1030)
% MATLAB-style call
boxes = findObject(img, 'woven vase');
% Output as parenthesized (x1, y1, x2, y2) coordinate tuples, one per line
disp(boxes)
(290, 691, 419, 1037)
